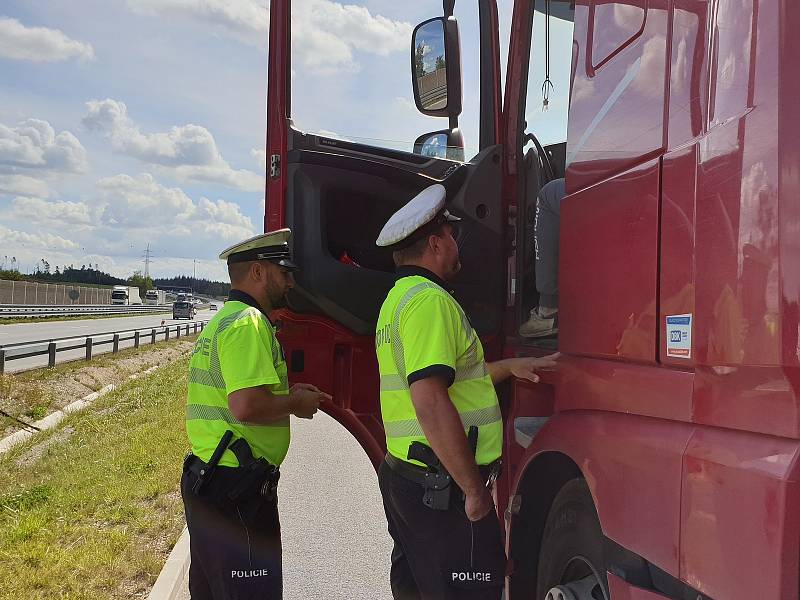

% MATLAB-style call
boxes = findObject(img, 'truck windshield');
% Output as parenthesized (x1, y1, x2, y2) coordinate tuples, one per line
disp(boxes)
(111, 291, 126, 299)
(289, 1, 481, 160)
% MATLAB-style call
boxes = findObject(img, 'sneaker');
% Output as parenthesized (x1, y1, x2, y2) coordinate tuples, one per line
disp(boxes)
(519, 308, 558, 338)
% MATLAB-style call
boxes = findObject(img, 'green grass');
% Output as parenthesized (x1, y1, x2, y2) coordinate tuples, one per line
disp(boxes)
(0, 337, 196, 432)
(0, 359, 191, 599)
(0, 310, 171, 325)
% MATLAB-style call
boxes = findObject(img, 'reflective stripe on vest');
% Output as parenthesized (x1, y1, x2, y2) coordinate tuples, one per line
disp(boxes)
(383, 404, 502, 439)
(186, 404, 290, 428)
(380, 362, 489, 392)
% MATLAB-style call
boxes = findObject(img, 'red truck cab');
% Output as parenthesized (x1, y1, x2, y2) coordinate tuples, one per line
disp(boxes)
(264, 1, 800, 598)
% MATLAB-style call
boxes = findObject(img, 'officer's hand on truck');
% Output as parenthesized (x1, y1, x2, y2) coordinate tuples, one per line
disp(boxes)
(505, 352, 561, 383)
(289, 383, 332, 419)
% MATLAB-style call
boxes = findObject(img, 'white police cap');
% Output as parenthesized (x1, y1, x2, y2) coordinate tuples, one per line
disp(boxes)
(376, 184, 461, 248)
(218, 228, 298, 270)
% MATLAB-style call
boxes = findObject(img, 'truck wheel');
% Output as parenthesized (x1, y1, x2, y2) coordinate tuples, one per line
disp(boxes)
(535, 479, 608, 600)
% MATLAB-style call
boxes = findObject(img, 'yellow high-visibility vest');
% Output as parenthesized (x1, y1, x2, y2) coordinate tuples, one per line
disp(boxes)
(376, 272, 502, 466)
(186, 299, 290, 467)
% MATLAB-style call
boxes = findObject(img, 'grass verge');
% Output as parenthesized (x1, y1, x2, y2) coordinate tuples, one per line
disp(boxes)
(0, 358, 190, 599)
(0, 336, 197, 433)
(0, 311, 171, 325)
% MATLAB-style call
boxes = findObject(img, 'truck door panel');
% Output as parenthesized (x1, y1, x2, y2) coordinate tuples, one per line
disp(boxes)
(560, 159, 660, 362)
(560, 0, 669, 362)
(285, 129, 504, 337)
(279, 129, 504, 465)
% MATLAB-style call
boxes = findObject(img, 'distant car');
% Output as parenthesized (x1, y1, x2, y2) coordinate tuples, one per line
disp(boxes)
(173, 301, 195, 320)
(210, 303, 218, 311)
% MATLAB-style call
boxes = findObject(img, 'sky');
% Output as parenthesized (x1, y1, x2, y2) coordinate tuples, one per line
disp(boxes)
(0, 0, 571, 283)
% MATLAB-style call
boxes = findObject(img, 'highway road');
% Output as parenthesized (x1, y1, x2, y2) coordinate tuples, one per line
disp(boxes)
(175, 411, 394, 599)
(0, 309, 214, 373)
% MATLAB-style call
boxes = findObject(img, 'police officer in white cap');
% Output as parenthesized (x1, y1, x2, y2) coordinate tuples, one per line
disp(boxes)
(374, 185, 558, 599)
(181, 228, 331, 600)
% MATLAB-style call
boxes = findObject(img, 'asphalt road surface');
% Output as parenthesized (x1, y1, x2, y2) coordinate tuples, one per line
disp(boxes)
(176, 411, 394, 599)
(0, 309, 213, 373)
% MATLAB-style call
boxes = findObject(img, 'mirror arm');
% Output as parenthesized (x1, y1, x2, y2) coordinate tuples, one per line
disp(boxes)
(443, 0, 455, 18)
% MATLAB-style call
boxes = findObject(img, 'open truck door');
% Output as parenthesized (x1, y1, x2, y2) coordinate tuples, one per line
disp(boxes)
(265, 0, 506, 467)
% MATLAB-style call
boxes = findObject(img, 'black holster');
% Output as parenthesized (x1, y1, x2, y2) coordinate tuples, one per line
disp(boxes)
(385, 452, 452, 511)
(185, 436, 280, 504)
(226, 437, 280, 502)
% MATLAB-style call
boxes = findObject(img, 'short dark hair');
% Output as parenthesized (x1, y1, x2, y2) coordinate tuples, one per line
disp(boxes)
(391, 224, 446, 266)
(227, 261, 251, 284)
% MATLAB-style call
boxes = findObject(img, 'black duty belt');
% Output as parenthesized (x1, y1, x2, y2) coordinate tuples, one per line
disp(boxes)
(385, 453, 501, 490)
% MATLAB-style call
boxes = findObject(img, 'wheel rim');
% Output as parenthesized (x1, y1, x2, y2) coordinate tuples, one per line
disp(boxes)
(544, 555, 608, 600)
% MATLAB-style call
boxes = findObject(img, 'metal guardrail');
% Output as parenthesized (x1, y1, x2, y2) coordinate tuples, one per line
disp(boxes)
(0, 320, 209, 373)
(0, 304, 172, 318)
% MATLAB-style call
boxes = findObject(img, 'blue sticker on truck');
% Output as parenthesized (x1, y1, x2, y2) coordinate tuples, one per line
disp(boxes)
(666, 314, 692, 359)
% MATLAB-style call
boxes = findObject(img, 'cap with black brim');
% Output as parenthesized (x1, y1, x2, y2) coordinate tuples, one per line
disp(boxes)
(219, 228, 299, 271)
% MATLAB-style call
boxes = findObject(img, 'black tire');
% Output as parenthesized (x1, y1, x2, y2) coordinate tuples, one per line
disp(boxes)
(535, 479, 609, 600)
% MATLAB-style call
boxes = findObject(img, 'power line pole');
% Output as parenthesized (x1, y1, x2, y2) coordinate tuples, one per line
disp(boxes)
(142, 243, 153, 279)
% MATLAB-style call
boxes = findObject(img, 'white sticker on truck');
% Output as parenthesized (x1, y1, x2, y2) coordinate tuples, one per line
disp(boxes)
(666, 314, 692, 359)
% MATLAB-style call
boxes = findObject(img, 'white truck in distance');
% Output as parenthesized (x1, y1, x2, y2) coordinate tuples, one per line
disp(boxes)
(111, 285, 142, 305)
(144, 289, 166, 305)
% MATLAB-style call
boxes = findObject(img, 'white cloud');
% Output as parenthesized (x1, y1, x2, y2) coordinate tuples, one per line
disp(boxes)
(0, 173, 256, 279)
(125, 0, 267, 43)
(0, 118, 88, 173)
(0, 223, 80, 252)
(0, 174, 50, 198)
(0, 17, 95, 63)
(251, 148, 267, 170)
(94, 173, 254, 239)
(671, 37, 688, 93)
(7, 197, 92, 226)
(632, 35, 667, 100)
(125, 0, 411, 73)
(82, 99, 263, 191)
(169, 163, 262, 191)
(293, 0, 411, 73)
(613, 4, 644, 28)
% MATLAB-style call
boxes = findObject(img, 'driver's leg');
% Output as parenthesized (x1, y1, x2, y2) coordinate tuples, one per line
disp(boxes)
(520, 178, 565, 338)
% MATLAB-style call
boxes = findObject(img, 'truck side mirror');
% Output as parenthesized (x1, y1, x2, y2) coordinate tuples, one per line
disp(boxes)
(411, 16, 462, 118)
(413, 129, 465, 162)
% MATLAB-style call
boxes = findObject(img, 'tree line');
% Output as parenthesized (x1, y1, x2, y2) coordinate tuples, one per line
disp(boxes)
(0, 260, 230, 298)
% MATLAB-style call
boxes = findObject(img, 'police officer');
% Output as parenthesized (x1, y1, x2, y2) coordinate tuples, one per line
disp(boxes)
(181, 228, 331, 600)
(375, 185, 558, 599)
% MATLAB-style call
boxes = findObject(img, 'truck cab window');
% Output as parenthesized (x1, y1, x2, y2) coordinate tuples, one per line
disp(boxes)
(523, 1, 575, 171)
(289, 1, 481, 161)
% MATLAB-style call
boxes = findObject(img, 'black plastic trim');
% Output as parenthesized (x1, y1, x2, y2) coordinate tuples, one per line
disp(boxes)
(410, 16, 463, 118)
(407, 364, 456, 387)
(314, 135, 431, 165)
(478, 0, 497, 149)
(287, 149, 435, 186)
(604, 537, 712, 600)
